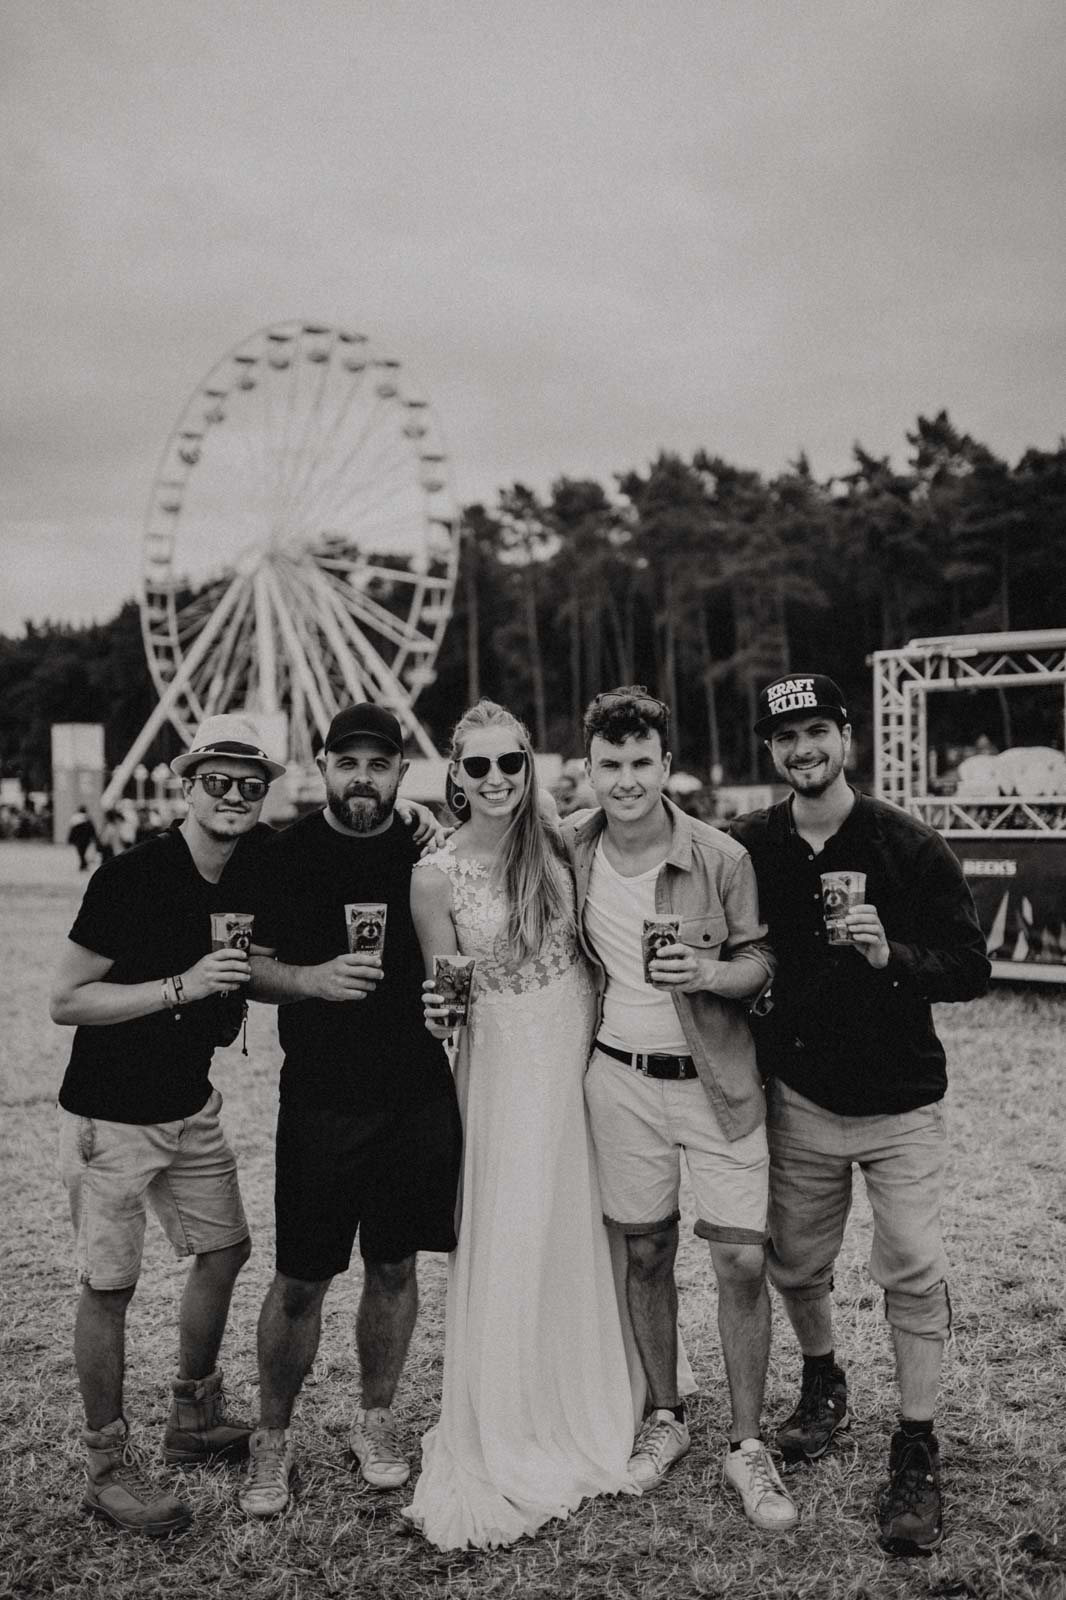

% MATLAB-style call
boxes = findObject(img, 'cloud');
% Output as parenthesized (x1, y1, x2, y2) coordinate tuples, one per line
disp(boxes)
(2, 0, 1064, 635)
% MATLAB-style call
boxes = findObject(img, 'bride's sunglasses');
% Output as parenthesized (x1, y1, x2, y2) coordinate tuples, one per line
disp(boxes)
(458, 751, 528, 780)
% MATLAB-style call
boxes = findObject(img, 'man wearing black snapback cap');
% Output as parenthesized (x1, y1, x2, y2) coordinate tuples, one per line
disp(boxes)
(731, 673, 990, 1556)
(238, 703, 461, 1518)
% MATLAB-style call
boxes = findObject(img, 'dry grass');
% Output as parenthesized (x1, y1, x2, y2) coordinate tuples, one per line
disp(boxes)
(1, 840, 1063, 1600)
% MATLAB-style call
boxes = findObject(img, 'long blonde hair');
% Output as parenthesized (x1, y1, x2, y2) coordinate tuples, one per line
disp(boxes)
(449, 700, 572, 961)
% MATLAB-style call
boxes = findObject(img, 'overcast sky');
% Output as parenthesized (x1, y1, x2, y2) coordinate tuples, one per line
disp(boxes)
(3, 0, 1064, 637)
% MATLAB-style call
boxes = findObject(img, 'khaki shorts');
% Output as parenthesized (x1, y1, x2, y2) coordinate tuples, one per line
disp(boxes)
(58, 1088, 249, 1291)
(584, 1049, 769, 1244)
(765, 1078, 951, 1340)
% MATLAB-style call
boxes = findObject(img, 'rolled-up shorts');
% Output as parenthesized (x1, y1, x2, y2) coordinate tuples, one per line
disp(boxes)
(766, 1078, 951, 1339)
(58, 1087, 249, 1291)
(274, 1084, 463, 1281)
(584, 1048, 769, 1245)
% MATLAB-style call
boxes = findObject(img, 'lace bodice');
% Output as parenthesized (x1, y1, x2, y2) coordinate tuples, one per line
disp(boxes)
(415, 839, 587, 996)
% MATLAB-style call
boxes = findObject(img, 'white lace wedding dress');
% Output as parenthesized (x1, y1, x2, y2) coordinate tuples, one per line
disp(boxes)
(403, 841, 640, 1549)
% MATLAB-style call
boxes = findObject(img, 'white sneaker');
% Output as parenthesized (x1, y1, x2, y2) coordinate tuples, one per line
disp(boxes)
(627, 1409, 691, 1490)
(723, 1438, 798, 1531)
(239, 1428, 296, 1518)
(348, 1407, 410, 1489)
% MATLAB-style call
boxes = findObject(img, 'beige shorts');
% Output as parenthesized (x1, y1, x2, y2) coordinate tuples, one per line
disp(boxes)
(765, 1078, 951, 1339)
(58, 1087, 249, 1290)
(584, 1049, 769, 1244)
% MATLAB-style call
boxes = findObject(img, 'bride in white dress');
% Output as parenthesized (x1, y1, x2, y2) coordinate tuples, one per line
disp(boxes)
(402, 700, 640, 1550)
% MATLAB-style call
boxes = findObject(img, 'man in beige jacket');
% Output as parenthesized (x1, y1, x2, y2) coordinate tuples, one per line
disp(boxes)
(561, 686, 795, 1534)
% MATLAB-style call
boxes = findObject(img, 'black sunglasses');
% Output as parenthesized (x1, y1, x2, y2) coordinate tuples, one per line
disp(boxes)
(591, 687, 669, 720)
(459, 750, 528, 780)
(194, 771, 270, 801)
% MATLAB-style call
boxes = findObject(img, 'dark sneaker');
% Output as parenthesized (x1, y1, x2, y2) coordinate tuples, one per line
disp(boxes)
(776, 1364, 849, 1462)
(877, 1430, 943, 1556)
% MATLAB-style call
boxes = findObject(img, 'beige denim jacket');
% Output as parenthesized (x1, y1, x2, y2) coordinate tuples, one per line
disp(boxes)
(561, 798, 775, 1142)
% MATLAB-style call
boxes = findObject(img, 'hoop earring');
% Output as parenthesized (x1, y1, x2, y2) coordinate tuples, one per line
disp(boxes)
(450, 786, 468, 813)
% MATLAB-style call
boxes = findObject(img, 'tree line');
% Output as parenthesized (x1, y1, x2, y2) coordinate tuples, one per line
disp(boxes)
(3, 411, 1064, 792)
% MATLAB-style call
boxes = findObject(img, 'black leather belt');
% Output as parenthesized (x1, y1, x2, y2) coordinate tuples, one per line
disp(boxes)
(594, 1040, 699, 1080)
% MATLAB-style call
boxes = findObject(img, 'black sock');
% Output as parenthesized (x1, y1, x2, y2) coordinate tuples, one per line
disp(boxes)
(669, 1404, 685, 1424)
(899, 1416, 934, 1438)
(802, 1350, 837, 1383)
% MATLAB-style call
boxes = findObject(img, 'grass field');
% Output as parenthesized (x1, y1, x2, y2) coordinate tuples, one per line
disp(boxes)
(1, 840, 1063, 1600)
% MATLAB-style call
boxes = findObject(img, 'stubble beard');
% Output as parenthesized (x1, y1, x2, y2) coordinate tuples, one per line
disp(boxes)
(783, 753, 844, 799)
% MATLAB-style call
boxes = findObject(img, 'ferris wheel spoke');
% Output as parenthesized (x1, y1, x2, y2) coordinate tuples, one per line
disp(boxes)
(259, 561, 335, 741)
(282, 357, 372, 535)
(273, 334, 341, 538)
(296, 561, 374, 707)
(324, 569, 434, 657)
(168, 576, 241, 653)
(193, 576, 254, 716)
(320, 441, 424, 530)
(338, 561, 452, 590)
(268, 333, 313, 539)
(292, 398, 407, 538)
(204, 593, 257, 718)
(316, 589, 439, 758)
(277, 564, 344, 708)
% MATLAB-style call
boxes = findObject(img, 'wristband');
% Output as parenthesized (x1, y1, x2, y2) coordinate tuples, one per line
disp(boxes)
(162, 975, 184, 1017)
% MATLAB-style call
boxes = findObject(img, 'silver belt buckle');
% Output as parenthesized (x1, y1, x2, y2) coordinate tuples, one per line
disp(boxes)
(635, 1052, 650, 1076)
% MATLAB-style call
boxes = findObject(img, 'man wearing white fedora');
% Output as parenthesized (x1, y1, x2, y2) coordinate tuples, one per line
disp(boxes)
(50, 713, 284, 1537)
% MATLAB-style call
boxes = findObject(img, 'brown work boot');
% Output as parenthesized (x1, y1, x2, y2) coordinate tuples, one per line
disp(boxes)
(164, 1368, 252, 1466)
(82, 1418, 192, 1538)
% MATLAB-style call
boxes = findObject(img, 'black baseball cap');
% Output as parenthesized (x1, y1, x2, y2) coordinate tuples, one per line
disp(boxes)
(322, 703, 405, 755)
(754, 674, 848, 737)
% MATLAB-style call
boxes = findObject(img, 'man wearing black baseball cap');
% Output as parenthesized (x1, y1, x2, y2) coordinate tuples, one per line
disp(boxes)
(731, 674, 990, 1557)
(238, 704, 461, 1518)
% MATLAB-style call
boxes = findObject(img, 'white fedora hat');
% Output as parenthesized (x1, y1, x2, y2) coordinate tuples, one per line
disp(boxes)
(170, 714, 287, 781)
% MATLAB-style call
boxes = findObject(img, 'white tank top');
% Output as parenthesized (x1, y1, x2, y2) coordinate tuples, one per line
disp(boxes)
(583, 836, 690, 1053)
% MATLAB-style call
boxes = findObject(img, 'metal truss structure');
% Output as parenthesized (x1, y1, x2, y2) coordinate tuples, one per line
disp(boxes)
(873, 629, 1066, 834)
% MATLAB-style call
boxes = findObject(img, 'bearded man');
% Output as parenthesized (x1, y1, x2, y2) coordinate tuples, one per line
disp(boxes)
(238, 704, 462, 1518)
(730, 674, 989, 1557)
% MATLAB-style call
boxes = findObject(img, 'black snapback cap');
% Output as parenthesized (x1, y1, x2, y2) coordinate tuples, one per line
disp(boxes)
(323, 703, 404, 755)
(754, 674, 848, 737)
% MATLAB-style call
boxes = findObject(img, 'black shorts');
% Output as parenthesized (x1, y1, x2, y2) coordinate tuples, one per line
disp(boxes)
(274, 1084, 462, 1280)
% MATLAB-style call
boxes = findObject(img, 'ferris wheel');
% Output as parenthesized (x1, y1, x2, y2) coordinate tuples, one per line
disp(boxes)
(103, 320, 459, 802)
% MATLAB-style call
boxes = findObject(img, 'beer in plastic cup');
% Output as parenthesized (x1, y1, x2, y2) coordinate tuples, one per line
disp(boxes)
(642, 916, 681, 982)
(346, 903, 387, 959)
(433, 954, 477, 1029)
(820, 872, 866, 944)
(210, 912, 254, 952)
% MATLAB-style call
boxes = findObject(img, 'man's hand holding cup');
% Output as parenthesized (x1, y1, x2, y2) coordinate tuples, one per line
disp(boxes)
(184, 947, 253, 1000)
(309, 952, 383, 1003)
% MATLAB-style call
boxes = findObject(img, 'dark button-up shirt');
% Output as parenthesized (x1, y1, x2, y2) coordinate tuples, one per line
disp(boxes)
(730, 789, 990, 1115)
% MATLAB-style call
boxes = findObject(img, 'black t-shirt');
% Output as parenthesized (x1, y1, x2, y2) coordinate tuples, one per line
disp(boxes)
(254, 810, 448, 1110)
(58, 822, 273, 1124)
